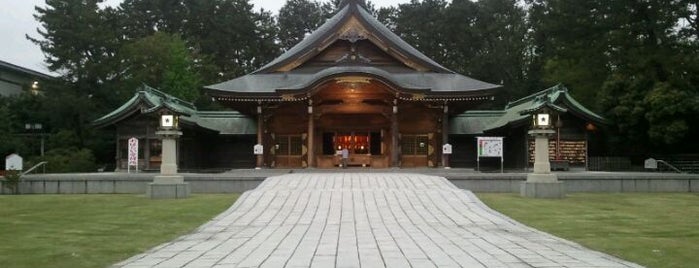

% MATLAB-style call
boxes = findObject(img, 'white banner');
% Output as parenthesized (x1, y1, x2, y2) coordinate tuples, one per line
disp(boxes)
(128, 137, 138, 166)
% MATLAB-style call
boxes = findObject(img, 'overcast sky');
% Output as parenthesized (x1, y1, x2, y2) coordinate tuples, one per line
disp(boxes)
(0, 0, 410, 75)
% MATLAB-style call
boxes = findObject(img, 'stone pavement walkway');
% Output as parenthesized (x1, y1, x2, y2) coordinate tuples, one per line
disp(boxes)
(114, 173, 642, 268)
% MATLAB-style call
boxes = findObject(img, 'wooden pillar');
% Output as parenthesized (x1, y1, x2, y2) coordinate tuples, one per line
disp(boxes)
(391, 99, 399, 167)
(441, 103, 449, 167)
(115, 133, 120, 171)
(307, 101, 315, 168)
(144, 124, 150, 170)
(256, 105, 264, 168)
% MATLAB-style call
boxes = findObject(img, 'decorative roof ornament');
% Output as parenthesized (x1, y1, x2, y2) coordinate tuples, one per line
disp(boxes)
(339, 27, 367, 43)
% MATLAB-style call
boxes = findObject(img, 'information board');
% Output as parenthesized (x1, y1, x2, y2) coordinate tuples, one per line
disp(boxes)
(476, 137, 504, 172)
(477, 137, 503, 157)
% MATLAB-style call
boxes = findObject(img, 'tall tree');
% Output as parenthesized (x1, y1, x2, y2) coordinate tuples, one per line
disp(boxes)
(598, 0, 699, 152)
(120, 0, 281, 81)
(526, 0, 613, 109)
(28, 0, 124, 107)
(121, 32, 201, 101)
(277, 0, 334, 50)
(27, 0, 126, 150)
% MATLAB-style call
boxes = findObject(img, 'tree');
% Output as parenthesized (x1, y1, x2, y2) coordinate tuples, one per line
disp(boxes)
(28, 0, 125, 107)
(596, 0, 699, 152)
(277, 0, 334, 50)
(525, 0, 613, 110)
(389, 0, 527, 105)
(121, 32, 201, 101)
(120, 0, 281, 81)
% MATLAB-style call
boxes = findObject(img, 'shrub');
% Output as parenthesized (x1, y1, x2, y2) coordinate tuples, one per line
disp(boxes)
(2, 170, 22, 194)
(34, 148, 97, 173)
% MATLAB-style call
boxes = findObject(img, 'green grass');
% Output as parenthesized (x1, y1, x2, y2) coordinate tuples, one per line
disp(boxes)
(477, 193, 699, 268)
(0, 194, 239, 268)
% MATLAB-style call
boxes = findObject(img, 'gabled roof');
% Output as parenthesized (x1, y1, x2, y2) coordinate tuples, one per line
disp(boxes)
(92, 85, 255, 135)
(255, 0, 450, 74)
(205, 0, 499, 99)
(450, 84, 609, 135)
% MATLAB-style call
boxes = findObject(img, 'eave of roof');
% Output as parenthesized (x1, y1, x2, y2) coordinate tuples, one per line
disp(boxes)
(92, 85, 256, 135)
(92, 84, 197, 128)
(206, 66, 500, 97)
(449, 84, 609, 135)
(0, 60, 55, 80)
(205, 0, 502, 97)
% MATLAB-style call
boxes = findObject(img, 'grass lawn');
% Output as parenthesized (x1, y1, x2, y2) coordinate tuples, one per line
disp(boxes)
(0, 194, 239, 268)
(477, 193, 699, 268)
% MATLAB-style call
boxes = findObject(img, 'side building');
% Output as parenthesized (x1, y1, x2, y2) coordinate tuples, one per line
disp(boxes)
(450, 84, 609, 170)
(0, 60, 53, 96)
(93, 85, 256, 172)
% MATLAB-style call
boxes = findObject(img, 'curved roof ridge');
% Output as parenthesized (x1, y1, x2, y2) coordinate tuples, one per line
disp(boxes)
(353, 4, 453, 73)
(505, 83, 565, 109)
(253, 0, 453, 74)
(252, 5, 352, 74)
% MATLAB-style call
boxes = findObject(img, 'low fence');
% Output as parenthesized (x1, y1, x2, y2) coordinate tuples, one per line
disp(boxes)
(2, 171, 698, 194)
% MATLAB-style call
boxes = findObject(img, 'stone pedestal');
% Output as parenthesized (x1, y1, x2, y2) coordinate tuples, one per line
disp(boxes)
(149, 129, 190, 199)
(147, 176, 190, 199)
(521, 129, 565, 199)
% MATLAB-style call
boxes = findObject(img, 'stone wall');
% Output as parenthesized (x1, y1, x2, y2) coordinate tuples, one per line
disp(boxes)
(2, 171, 698, 194)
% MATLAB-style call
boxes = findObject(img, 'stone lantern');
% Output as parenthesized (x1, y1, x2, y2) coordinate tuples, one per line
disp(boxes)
(520, 103, 566, 198)
(146, 112, 190, 199)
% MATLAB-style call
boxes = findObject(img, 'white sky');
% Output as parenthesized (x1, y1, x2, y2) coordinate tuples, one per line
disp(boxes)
(0, 0, 411, 75)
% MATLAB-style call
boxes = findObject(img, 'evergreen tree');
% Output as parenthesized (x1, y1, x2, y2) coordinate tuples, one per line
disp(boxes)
(277, 0, 334, 50)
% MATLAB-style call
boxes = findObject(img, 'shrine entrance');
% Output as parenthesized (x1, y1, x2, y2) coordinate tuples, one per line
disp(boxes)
(311, 78, 394, 168)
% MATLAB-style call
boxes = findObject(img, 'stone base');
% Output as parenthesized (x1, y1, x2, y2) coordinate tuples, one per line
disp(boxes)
(147, 175, 190, 199)
(526, 173, 559, 183)
(520, 181, 566, 199)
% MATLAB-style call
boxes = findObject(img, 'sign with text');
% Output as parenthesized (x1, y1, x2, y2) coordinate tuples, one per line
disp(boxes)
(127, 137, 138, 167)
(254, 144, 264, 155)
(5, 154, 23, 171)
(442, 144, 452, 154)
(477, 137, 503, 157)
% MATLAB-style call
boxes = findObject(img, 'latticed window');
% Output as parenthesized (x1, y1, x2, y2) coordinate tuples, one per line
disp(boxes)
(277, 135, 303, 156)
(401, 135, 429, 155)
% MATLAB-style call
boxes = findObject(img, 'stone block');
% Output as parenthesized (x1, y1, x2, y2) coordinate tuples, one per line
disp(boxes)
(146, 182, 190, 199)
(520, 181, 565, 199)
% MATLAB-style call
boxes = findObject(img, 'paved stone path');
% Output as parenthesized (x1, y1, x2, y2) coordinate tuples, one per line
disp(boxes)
(115, 173, 642, 268)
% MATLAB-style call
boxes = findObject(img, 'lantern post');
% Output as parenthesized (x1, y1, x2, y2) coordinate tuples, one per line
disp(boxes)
(146, 112, 190, 199)
(521, 106, 566, 198)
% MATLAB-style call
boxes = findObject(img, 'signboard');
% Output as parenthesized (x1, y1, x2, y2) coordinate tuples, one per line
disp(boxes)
(476, 137, 504, 173)
(477, 137, 503, 157)
(442, 144, 452, 154)
(644, 158, 658, 170)
(5, 154, 23, 171)
(127, 137, 138, 173)
(254, 144, 264, 155)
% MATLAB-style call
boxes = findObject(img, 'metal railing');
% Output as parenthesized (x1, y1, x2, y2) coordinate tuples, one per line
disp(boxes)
(21, 161, 48, 176)
(657, 160, 684, 173)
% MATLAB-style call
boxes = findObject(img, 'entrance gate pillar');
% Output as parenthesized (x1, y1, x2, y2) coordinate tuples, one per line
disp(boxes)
(441, 103, 449, 167)
(307, 101, 315, 168)
(256, 105, 264, 168)
(391, 100, 399, 167)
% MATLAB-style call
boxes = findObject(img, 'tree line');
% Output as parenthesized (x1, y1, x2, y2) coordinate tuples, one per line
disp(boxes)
(1, 0, 697, 171)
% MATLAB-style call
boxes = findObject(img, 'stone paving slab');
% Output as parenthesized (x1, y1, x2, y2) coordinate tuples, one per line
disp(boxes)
(114, 173, 643, 268)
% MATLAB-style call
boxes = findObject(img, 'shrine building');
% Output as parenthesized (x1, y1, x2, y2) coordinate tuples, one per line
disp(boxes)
(205, 0, 499, 168)
(95, 0, 607, 171)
